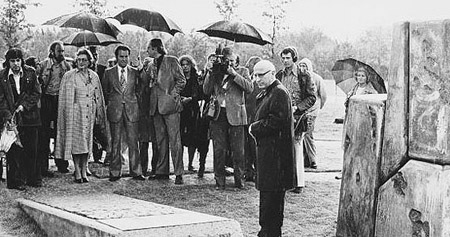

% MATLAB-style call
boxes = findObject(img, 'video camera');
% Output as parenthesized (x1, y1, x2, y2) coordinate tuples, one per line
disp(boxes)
(211, 44, 230, 75)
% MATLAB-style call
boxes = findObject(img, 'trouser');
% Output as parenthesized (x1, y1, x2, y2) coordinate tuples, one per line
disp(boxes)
(210, 108, 245, 186)
(258, 191, 286, 237)
(294, 136, 305, 188)
(8, 127, 39, 187)
(109, 112, 141, 178)
(303, 115, 317, 166)
(244, 124, 257, 180)
(153, 111, 184, 176)
(139, 142, 159, 175)
(38, 94, 68, 171)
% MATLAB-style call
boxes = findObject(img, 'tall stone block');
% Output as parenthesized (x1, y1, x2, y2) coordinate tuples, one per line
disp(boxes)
(380, 22, 410, 184)
(336, 94, 386, 237)
(375, 160, 450, 236)
(409, 20, 450, 164)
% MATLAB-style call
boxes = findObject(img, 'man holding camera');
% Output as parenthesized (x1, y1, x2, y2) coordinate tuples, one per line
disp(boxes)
(203, 47, 253, 190)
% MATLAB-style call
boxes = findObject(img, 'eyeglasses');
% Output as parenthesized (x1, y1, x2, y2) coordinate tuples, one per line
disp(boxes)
(254, 70, 271, 78)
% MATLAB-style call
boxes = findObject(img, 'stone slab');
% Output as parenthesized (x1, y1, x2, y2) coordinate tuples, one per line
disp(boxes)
(409, 19, 450, 164)
(336, 94, 386, 237)
(380, 21, 410, 184)
(375, 159, 450, 237)
(18, 193, 243, 237)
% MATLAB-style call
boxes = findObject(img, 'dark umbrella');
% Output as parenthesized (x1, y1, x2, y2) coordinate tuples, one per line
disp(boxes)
(112, 8, 183, 35)
(60, 31, 122, 47)
(331, 58, 387, 94)
(43, 12, 121, 37)
(197, 20, 273, 46)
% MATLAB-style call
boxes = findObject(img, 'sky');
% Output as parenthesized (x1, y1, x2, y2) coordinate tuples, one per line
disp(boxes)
(23, 0, 450, 41)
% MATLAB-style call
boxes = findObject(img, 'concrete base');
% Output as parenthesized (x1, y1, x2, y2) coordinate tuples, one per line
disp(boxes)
(18, 194, 243, 237)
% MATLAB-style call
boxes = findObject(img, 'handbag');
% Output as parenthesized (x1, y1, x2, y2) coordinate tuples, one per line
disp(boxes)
(205, 96, 220, 120)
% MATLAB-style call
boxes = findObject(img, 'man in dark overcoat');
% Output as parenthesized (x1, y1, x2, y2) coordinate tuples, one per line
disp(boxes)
(249, 60, 295, 237)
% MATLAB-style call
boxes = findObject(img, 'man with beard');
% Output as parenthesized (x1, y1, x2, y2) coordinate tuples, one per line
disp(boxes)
(37, 41, 72, 175)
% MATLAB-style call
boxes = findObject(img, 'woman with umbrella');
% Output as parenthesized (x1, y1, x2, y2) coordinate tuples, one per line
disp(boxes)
(55, 48, 107, 183)
(344, 67, 378, 110)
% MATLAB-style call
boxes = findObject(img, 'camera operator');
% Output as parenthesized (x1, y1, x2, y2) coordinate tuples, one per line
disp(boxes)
(203, 46, 253, 190)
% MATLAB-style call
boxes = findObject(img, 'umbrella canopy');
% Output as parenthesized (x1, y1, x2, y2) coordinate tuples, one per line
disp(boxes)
(43, 12, 121, 37)
(61, 31, 122, 47)
(331, 58, 387, 94)
(197, 20, 273, 46)
(112, 8, 183, 35)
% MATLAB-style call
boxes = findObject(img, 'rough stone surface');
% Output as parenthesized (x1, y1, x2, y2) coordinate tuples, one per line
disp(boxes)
(409, 20, 450, 164)
(375, 160, 450, 237)
(336, 94, 386, 237)
(19, 194, 243, 237)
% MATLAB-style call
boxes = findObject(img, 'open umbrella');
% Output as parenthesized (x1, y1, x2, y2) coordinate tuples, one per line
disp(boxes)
(112, 8, 183, 35)
(331, 58, 387, 94)
(43, 12, 121, 37)
(61, 31, 122, 47)
(197, 20, 273, 46)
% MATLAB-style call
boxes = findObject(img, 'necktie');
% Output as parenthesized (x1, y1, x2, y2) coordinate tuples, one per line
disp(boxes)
(120, 68, 126, 91)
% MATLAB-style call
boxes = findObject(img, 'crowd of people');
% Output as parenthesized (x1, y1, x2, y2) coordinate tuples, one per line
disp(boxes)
(0, 39, 345, 236)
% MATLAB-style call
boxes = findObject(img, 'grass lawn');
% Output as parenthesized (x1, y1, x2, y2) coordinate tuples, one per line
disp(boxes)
(0, 80, 345, 237)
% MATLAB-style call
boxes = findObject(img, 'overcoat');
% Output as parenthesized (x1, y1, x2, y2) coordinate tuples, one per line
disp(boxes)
(250, 80, 296, 191)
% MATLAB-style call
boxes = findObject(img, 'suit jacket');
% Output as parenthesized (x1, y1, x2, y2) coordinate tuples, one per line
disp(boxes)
(149, 55, 186, 116)
(203, 66, 253, 126)
(0, 65, 41, 127)
(102, 65, 140, 123)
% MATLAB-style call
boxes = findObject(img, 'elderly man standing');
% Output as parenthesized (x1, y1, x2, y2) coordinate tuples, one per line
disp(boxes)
(298, 58, 327, 169)
(38, 41, 72, 175)
(203, 47, 253, 190)
(146, 39, 186, 185)
(250, 60, 295, 237)
(102, 45, 145, 181)
(276, 46, 316, 194)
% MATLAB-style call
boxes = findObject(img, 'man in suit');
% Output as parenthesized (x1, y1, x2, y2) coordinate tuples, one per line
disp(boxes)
(0, 48, 42, 190)
(102, 45, 145, 181)
(146, 38, 186, 185)
(203, 46, 253, 190)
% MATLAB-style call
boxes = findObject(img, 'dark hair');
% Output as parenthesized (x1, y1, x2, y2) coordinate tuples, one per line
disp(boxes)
(3, 48, 24, 69)
(25, 56, 38, 69)
(149, 39, 167, 55)
(114, 45, 131, 58)
(280, 46, 298, 62)
(245, 56, 262, 74)
(76, 48, 93, 67)
(49, 41, 64, 58)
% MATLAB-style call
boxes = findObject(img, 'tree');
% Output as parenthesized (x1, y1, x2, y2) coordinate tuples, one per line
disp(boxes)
(214, 0, 239, 21)
(0, 0, 39, 49)
(72, 0, 107, 16)
(262, 0, 291, 58)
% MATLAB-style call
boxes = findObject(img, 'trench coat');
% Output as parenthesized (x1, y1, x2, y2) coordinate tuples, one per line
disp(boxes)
(250, 80, 296, 191)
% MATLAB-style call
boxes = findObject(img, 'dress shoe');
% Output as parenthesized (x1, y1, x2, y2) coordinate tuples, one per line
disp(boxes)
(109, 176, 121, 182)
(175, 175, 183, 185)
(132, 175, 146, 181)
(197, 166, 205, 178)
(188, 166, 196, 172)
(215, 184, 225, 190)
(7, 185, 26, 191)
(310, 162, 317, 169)
(75, 179, 82, 184)
(148, 174, 170, 180)
(58, 168, 70, 173)
(290, 187, 303, 194)
(42, 171, 55, 178)
(28, 182, 43, 187)
(234, 182, 244, 190)
(82, 178, 89, 183)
